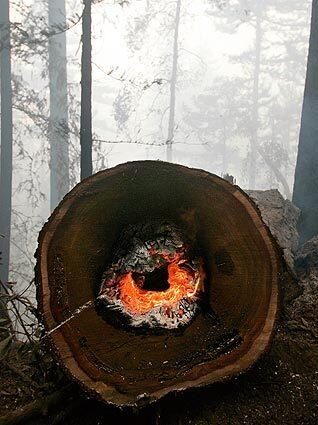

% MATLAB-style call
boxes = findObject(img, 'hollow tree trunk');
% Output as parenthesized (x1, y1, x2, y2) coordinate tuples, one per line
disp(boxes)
(48, 0, 69, 210)
(80, 0, 92, 180)
(293, 0, 318, 244)
(166, 0, 181, 163)
(36, 161, 286, 407)
(0, 0, 13, 320)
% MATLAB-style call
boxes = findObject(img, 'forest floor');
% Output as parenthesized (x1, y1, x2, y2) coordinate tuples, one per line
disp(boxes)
(1, 332, 318, 424)
(0, 190, 317, 425)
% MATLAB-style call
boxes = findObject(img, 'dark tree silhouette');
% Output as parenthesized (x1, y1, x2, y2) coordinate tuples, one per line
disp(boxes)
(0, 0, 13, 294)
(48, 0, 70, 210)
(80, 0, 93, 180)
(293, 0, 318, 244)
(166, 0, 181, 163)
(248, 0, 262, 190)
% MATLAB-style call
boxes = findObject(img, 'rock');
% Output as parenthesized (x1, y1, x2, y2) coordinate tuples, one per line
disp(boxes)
(247, 189, 300, 270)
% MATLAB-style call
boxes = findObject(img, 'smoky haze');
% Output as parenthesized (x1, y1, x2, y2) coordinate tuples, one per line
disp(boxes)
(1, 0, 311, 292)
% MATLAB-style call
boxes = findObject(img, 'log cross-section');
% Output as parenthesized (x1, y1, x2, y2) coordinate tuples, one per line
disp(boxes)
(36, 161, 282, 407)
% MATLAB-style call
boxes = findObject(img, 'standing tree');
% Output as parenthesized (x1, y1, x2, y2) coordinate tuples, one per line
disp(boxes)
(167, 0, 182, 162)
(183, 77, 247, 176)
(293, 0, 318, 244)
(48, 0, 70, 210)
(248, 0, 262, 189)
(114, 0, 203, 155)
(80, 0, 93, 180)
(0, 0, 13, 290)
(209, 0, 307, 191)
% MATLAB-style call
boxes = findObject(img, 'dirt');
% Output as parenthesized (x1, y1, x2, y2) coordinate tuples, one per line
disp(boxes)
(0, 344, 55, 416)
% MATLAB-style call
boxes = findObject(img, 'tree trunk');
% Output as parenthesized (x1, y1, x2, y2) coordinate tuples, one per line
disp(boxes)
(80, 0, 92, 180)
(221, 121, 227, 174)
(36, 160, 283, 407)
(166, 0, 181, 163)
(258, 147, 292, 200)
(249, 1, 263, 189)
(0, 0, 13, 319)
(293, 0, 318, 244)
(48, 0, 69, 210)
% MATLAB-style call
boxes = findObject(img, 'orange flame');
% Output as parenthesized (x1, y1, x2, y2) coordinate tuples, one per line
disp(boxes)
(119, 253, 202, 315)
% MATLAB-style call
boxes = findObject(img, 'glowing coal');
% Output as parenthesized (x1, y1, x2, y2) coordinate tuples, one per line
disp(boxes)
(99, 221, 205, 329)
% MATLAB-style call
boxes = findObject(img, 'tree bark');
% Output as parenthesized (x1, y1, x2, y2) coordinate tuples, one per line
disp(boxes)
(0, 0, 13, 320)
(249, 1, 263, 189)
(166, 0, 181, 163)
(293, 0, 318, 244)
(80, 0, 92, 180)
(48, 0, 70, 211)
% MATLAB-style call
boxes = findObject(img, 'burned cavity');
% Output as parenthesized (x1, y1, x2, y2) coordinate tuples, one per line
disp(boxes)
(97, 220, 206, 332)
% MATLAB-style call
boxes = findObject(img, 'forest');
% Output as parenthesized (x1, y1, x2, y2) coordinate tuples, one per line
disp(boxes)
(0, 0, 318, 424)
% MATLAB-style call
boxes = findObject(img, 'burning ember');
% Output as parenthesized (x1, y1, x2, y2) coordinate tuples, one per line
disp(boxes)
(99, 221, 205, 329)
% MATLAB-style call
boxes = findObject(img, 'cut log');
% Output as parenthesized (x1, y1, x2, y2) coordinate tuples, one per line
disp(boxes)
(36, 161, 285, 407)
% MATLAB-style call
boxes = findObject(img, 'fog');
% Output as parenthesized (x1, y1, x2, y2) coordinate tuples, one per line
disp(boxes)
(3, 0, 312, 289)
